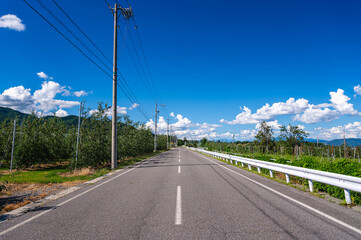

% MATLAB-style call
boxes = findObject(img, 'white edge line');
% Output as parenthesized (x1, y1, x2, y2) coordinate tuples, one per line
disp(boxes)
(175, 186, 182, 225)
(0, 164, 141, 236)
(195, 151, 361, 236)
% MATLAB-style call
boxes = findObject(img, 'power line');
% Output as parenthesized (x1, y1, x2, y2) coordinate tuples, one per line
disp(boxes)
(23, 0, 113, 79)
(51, 0, 113, 65)
(23, 0, 151, 121)
(36, 0, 112, 72)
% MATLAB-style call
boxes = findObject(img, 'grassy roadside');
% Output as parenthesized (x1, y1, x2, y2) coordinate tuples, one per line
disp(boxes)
(197, 150, 361, 208)
(0, 150, 166, 214)
(0, 150, 165, 184)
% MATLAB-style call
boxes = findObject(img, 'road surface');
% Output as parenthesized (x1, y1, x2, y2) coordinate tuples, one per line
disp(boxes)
(1, 147, 361, 239)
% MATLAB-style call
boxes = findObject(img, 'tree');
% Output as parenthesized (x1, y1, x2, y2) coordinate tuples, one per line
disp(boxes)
(200, 138, 208, 147)
(279, 124, 308, 155)
(255, 121, 274, 153)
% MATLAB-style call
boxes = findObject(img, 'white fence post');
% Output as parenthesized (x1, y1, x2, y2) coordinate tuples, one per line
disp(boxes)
(257, 167, 261, 174)
(308, 180, 314, 192)
(269, 170, 273, 178)
(241, 162, 244, 167)
(344, 189, 351, 204)
(248, 165, 252, 170)
(285, 174, 290, 183)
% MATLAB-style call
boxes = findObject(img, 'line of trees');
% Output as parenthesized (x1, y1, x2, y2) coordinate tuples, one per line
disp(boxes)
(0, 103, 172, 170)
(182, 121, 360, 161)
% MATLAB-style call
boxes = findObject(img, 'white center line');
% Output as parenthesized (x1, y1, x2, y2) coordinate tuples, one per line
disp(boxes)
(175, 186, 182, 225)
(178, 166, 181, 173)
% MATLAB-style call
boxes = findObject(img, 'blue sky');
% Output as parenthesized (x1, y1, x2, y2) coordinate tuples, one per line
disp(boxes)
(1, 0, 361, 140)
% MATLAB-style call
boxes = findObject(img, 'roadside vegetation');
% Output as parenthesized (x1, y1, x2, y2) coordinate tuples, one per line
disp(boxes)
(181, 121, 361, 205)
(0, 103, 173, 213)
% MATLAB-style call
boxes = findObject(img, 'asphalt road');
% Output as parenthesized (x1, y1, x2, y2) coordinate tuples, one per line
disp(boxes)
(1, 147, 361, 239)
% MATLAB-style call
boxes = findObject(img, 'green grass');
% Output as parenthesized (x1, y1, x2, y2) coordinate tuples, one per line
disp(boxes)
(0, 150, 164, 184)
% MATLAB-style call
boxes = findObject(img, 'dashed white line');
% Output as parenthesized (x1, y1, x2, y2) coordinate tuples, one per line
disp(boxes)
(175, 186, 182, 225)
(178, 166, 181, 174)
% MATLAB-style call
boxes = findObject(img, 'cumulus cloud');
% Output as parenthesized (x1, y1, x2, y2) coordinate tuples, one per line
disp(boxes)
(255, 120, 281, 130)
(293, 105, 340, 124)
(354, 85, 361, 97)
(314, 122, 361, 140)
(222, 88, 360, 125)
(145, 113, 222, 140)
(170, 112, 175, 117)
(73, 90, 91, 97)
(329, 89, 358, 115)
(37, 72, 48, 79)
(55, 109, 69, 117)
(0, 14, 25, 31)
(0, 80, 80, 115)
(89, 106, 127, 117)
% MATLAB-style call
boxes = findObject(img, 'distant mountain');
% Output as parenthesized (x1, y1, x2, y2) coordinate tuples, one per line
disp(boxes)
(306, 138, 361, 147)
(325, 138, 361, 147)
(0, 107, 78, 127)
(0, 107, 28, 122)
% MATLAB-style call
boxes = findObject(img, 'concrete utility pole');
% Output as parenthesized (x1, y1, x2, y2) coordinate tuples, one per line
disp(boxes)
(111, 4, 118, 170)
(110, 3, 133, 169)
(75, 102, 82, 170)
(10, 120, 16, 173)
(167, 118, 170, 149)
(154, 103, 159, 152)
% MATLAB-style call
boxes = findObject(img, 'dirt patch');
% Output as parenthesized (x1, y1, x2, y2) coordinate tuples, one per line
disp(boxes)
(59, 168, 94, 177)
(0, 181, 85, 214)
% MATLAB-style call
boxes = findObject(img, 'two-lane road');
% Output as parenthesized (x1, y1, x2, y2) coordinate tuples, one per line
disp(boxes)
(1, 148, 361, 239)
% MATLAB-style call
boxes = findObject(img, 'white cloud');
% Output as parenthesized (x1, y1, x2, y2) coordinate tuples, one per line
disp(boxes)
(129, 103, 139, 110)
(89, 106, 127, 116)
(254, 98, 309, 120)
(220, 106, 259, 125)
(239, 130, 257, 140)
(329, 89, 358, 115)
(146, 113, 222, 140)
(222, 88, 360, 125)
(0, 80, 80, 115)
(293, 105, 340, 124)
(314, 122, 361, 140)
(170, 112, 175, 117)
(354, 85, 361, 97)
(37, 72, 48, 79)
(0, 14, 25, 31)
(255, 120, 281, 130)
(73, 90, 91, 97)
(55, 109, 69, 117)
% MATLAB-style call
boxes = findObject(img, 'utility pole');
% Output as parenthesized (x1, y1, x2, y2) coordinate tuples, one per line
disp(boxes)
(167, 118, 170, 149)
(154, 103, 159, 152)
(10, 120, 16, 172)
(110, 3, 133, 169)
(75, 102, 82, 170)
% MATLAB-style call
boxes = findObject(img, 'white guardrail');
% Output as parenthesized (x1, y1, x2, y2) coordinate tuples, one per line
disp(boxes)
(189, 147, 361, 204)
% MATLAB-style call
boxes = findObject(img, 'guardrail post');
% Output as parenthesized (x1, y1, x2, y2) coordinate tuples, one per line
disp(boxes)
(308, 180, 314, 192)
(257, 167, 261, 173)
(344, 189, 351, 204)
(269, 170, 273, 178)
(241, 162, 244, 167)
(248, 165, 252, 170)
(285, 174, 290, 183)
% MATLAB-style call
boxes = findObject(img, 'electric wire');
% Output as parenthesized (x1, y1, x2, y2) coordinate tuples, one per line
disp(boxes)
(23, 0, 151, 121)
(51, 0, 113, 65)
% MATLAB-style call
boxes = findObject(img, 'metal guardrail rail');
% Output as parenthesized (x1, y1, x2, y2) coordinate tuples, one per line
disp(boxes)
(189, 147, 361, 204)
